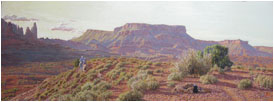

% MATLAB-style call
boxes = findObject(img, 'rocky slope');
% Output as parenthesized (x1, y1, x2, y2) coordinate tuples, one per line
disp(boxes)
(71, 23, 272, 57)
(254, 46, 273, 56)
(11, 57, 273, 101)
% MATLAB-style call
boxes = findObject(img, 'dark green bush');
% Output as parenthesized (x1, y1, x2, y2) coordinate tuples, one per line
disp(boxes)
(218, 68, 225, 74)
(200, 45, 233, 69)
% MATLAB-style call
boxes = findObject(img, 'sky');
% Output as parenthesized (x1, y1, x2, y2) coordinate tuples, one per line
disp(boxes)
(1, 1, 273, 47)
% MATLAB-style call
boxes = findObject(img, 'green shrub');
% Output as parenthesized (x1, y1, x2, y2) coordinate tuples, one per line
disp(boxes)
(248, 67, 253, 71)
(137, 65, 142, 69)
(106, 68, 125, 80)
(167, 81, 176, 88)
(147, 70, 153, 75)
(58, 94, 73, 101)
(116, 62, 127, 68)
(141, 65, 150, 69)
(130, 80, 147, 92)
(127, 74, 148, 87)
(249, 71, 254, 76)
(199, 74, 218, 84)
(153, 62, 161, 66)
(218, 68, 225, 74)
(256, 67, 261, 70)
(73, 80, 112, 101)
(98, 91, 112, 100)
(177, 49, 212, 76)
(74, 58, 80, 67)
(255, 75, 273, 89)
(104, 63, 112, 68)
(200, 45, 233, 69)
(238, 79, 252, 89)
(146, 62, 153, 65)
(167, 72, 185, 81)
(74, 90, 97, 101)
(117, 90, 143, 101)
(114, 77, 124, 85)
(156, 69, 162, 73)
(210, 64, 219, 72)
(147, 80, 160, 90)
(138, 70, 152, 75)
(106, 60, 113, 63)
(260, 68, 266, 72)
(224, 66, 231, 72)
(236, 65, 243, 69)
(3, 88, 18, 94)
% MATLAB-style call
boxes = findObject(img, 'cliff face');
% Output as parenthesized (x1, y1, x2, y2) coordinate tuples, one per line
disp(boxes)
(2, 19, 37, 40)
(72, 23, 202, 56)
(72, 23, 272, 57)
(31, 22, 38, 39)
(25, 22, 37, 40)
(1, 19, 24, 39)
(25, 27, 33, 39)
(254, 46, 273, 56)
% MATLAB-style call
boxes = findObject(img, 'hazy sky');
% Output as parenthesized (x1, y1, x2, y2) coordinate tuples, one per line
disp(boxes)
(2, 1, 273, 46)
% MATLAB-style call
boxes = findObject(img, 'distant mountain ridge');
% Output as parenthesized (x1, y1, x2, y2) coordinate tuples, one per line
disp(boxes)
(1, 19, 114, 66)
(71, 23, 272, 57)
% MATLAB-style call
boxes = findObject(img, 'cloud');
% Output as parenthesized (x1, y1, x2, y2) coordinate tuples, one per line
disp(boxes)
(51, 23, 75, 32)
(2, 15, 38, 21)
(70, 19, 76, 22)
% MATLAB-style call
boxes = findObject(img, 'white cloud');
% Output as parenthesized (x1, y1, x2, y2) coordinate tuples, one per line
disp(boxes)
(3, 15, 38, 21)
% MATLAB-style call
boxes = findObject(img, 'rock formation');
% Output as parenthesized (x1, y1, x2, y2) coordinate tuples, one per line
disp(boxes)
(2, 19, 37, 40)
(25, 22, 37, 40)
(31, 22, 37, 39)
(71, 23, 272, 57)
(25, 27, 33, 39)
(1, 19, 24, 39)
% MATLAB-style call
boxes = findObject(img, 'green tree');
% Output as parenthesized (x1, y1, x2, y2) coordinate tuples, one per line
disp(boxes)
(201, 45, 233, 69)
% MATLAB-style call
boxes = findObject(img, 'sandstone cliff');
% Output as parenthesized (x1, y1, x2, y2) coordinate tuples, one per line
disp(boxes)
(72, 23, 272, 57)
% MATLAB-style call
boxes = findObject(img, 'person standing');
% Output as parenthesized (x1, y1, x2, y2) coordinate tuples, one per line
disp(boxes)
(79, 56, 86, 71)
